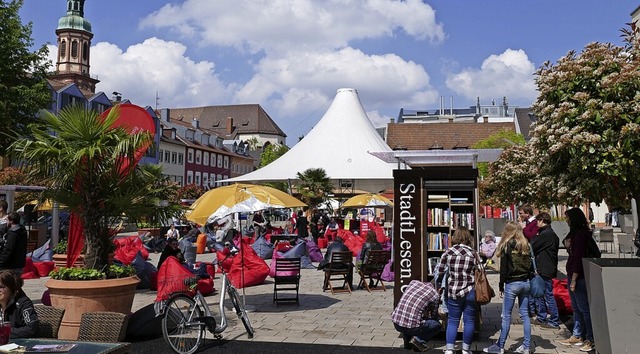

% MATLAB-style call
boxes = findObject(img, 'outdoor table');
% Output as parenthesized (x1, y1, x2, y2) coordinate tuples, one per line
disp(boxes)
(12, 338, 130, 354)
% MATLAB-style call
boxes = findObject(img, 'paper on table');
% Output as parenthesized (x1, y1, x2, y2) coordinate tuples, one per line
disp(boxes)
(0, 343, 22, 353)
(26, 344, 76, 353)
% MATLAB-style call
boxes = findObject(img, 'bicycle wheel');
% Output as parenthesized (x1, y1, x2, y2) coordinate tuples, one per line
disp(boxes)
(162, 294, 205, 354)
(228, 286, 255, 338)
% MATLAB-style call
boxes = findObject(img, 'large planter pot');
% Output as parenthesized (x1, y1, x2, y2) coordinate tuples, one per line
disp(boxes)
(52, 254, 85, 269)
(583, 258, 640, 354)
(46, 276, 140, 340)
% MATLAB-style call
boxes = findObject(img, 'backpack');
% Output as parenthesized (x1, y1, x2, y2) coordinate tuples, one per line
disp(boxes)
(585, 235, 601, 258)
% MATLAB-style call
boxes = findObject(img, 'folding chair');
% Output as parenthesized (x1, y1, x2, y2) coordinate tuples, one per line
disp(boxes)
(322, 251, 353, 295)
(598, 228, 614, 253)
(273, 257, 301, 305)
(34, 305, 65, 339)
(78, 311, 129, 342)
(357, 250, 390, 292)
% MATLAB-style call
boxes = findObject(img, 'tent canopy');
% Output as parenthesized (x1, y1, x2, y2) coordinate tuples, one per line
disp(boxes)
(224, 88, 396, 193)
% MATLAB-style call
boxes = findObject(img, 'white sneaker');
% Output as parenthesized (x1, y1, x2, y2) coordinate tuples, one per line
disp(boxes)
(483, 343, 504, 354)
(515, 344, 531, 354)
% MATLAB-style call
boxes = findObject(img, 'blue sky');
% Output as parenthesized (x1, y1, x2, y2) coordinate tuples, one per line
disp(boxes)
(19, 0, 634, 144)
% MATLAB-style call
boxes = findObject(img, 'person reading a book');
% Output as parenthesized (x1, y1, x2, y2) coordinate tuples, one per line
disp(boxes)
(0, 270, 38, 338)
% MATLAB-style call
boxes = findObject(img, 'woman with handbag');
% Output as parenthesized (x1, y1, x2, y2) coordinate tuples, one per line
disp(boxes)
(483, 221, 533, 354)
(434, 226, 477, 354)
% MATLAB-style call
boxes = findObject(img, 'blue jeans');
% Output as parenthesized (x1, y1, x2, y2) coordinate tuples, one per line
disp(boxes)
(394, 320, 441, 346)
(567, 278, 593, 341)
(535, 275, 560, 326)
(446, 289, 476, 351)
(498, 280, 531, 350)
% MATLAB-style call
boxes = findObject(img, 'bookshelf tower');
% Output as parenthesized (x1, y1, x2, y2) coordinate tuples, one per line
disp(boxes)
(393, 166, 479, 305)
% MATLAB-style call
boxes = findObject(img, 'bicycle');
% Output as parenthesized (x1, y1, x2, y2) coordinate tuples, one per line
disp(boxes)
(160, 245, 254, 354)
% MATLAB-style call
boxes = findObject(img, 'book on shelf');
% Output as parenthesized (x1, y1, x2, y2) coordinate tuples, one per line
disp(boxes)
(427, 232, 449, 250)
(428, 194, 448, 202)
(450, 197, 469, 204)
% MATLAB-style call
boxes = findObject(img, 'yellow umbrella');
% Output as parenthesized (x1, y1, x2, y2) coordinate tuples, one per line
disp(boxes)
(185, 183, 306, 225)
(342, 193, 394, 208)
(25, 199, 67, 211)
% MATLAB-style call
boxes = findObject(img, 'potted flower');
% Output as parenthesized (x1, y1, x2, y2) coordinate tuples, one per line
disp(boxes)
(10, 105, 181, 339)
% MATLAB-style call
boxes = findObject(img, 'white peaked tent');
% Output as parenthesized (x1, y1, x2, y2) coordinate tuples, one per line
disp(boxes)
(225, 88, 397, 193)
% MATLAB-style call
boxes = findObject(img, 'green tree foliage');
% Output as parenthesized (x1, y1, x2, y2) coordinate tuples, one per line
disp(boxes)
(10, 105, 181, 271)
(295, 168, 333, 208)
(259, 143, 289, 168)
(0, 0, 52, 154)
(471, 128, 526, 177)
(486, 26, 640, 207)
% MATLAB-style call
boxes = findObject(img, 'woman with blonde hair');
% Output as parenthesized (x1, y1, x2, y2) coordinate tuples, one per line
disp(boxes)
(483, 222, 533, 354)
(434, 226, 478, 354)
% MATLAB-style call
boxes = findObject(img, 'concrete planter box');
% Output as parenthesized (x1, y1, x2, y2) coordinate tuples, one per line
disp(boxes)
(583, 258, 640, 354)
(618, 213, 633, 229)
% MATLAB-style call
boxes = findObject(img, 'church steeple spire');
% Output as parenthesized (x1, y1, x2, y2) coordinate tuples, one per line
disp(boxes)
(53, 0, 99, 92)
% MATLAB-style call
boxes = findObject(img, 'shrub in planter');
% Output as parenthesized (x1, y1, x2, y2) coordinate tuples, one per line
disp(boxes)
(50, 265, 136, 280)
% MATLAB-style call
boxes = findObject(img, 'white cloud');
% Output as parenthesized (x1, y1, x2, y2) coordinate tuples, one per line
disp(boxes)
(140, 0, 444, 53)
(445, 49, 537, 104)
(235, 47, 439, 122)
(88, 38, 231, 107)
(366, 110, 393, 128)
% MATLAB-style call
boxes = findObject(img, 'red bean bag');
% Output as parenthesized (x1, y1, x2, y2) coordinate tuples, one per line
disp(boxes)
(114, 236, 149, 265)
(553, 278, 573, 315)
(217, 238, 269, 289)
(21, 258, 38, 279)
(155, 257, 196, 302)
(324, 229, 338, 242)
(371, 223, 388, 243)
(339, 229, 365, 257)
(197, 277, 214, 296)
(317, 237, 328, 249)
(33, 261, 55, 277)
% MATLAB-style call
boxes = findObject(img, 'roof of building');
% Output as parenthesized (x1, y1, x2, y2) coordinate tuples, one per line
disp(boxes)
(168, 104, 286, 140)
(513, 107, 537, 140)
(386, 121, 515, 150)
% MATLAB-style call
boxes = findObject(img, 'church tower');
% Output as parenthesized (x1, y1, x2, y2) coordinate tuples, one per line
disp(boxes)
(52, 0, 99, 92)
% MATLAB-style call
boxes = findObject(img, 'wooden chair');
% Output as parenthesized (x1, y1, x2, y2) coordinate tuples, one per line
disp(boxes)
(322, 251, 353, 295)
(357, 250, 390, 292)
(34, 305, 65, 339)
(78, 311, 129, 342)
(273, 257, 302, 305)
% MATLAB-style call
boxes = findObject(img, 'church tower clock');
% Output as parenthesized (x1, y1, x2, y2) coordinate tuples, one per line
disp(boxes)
(53, 0, 99, 92)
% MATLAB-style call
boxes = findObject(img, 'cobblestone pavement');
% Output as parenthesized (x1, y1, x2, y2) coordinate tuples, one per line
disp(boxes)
(22, 239, 619, 353)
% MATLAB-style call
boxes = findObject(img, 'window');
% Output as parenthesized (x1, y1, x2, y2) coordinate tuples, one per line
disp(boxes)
(210, 153, 216, 166)
(171, 152, 177, 164)
(210, 173, 215, 185)
(195, 150, 202, 164)
(223, 156, 229, 169)
(203, 174, 208, 187)
(178, 153, 184, 165)
(217, 174, 223, 182)
(177, 176, 183, 186)
(203, 152, 209, 166)
(187, 149, 194, 163)
(60, 40, 66, 58)
(195, 172, 201, 186)
(159, 150, 164, 162)
(71, 40, 78, 58)
(217, 155, 223, 168)
(187, 171, 193, 184)
(83, 42, 89, 61)
(165, 150, 171, 163)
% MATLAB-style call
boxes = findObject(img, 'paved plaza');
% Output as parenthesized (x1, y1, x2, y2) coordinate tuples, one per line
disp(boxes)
(21, 237, 622, 353)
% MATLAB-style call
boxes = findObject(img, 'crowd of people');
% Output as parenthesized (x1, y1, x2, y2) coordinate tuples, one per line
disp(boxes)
(392, 205, 597, 354)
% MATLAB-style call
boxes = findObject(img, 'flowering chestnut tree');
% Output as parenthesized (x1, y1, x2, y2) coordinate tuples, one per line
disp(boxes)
(487, 27, 640, 208)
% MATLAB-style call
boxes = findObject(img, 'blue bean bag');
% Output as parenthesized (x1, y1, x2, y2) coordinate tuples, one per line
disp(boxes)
(251, 236, 274, 260)
(28, 239, 53, 262)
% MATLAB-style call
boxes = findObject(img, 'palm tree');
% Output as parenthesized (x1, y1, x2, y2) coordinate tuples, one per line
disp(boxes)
(10, 105, 180, 271)
(295, 168, 333, 208)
